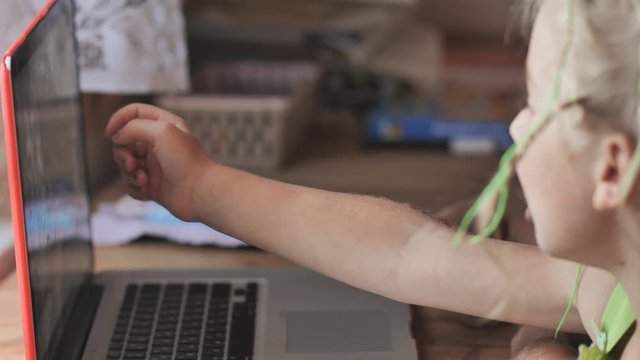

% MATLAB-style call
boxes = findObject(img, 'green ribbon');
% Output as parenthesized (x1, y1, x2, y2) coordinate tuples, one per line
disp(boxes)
(577, 284, 636, 359)
(452, 0, 576, 246)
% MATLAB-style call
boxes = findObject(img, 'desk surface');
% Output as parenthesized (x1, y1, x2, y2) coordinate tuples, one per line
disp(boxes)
(0, 243, 516, 360)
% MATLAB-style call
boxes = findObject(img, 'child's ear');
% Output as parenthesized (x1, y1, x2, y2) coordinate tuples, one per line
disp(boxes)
(592, 133, 636, 211)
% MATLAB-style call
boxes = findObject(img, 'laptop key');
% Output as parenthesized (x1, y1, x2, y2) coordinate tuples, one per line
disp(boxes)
(154, 330, 176, 339)
(180, 327, 203, 337)
(131, 320, 153, 328)
(158, 315, 179, 323)
(152, 338, 175, 347)
(150, 346, 174, 354)
(111, 334, 125, 342)
(204, 332, 226, 341)
(156, 323, 178, 331)
(109, 341, 124, 350)
(125, 343, 148, 352)
(141, 284, 161, 292)
(149, 356, 173, 360)
(181, 322, 202, 330)
(234, 288, 246, 296)
(178, 336, 200, 345)
(177, 343, 199, 351)
(211, 284, 231, 298)
(175, 352, 198, 360)
(159, 309, 180, 317)
(188, 283, 207, 294)
(128, 335, 150, 343)
(203, 347, 225, 357)
(122, 351, 147, 359)
(130, 328, 152, 336)
(227, 302, 256, 357)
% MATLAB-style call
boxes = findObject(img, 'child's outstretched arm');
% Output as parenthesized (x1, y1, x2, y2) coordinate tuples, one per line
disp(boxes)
(105, 103, 589, 332)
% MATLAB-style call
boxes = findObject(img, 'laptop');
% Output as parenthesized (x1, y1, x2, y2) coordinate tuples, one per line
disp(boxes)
(0, 1, 416, 359)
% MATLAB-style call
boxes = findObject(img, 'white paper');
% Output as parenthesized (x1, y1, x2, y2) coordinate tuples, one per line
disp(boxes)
(0, 0, 189, 94)
(75, 0, 190, 94)
(92, 196, 246, 247)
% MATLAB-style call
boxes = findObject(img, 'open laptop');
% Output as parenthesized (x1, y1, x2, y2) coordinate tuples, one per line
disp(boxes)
(1, 1, 416, 359)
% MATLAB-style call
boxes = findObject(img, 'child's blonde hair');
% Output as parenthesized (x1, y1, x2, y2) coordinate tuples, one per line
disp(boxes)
(522, 0, 640, 133)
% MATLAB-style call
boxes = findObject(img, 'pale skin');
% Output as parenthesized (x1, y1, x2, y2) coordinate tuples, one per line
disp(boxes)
(105, 1, 640, 358)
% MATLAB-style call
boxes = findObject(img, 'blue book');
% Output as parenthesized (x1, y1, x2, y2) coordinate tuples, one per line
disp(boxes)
(366, 105, 513, 150)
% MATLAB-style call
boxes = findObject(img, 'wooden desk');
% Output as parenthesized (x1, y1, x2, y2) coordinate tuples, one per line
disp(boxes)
(0, 242, 516, 360)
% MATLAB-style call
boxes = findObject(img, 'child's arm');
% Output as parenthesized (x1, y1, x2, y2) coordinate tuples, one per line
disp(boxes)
(106, 103, 586, 332)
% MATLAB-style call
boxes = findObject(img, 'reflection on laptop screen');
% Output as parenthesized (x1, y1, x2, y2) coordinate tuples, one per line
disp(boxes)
(10, 0, 93, 358)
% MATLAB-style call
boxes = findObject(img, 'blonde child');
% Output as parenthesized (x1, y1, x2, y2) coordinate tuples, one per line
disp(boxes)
(105, 0, 640, 358)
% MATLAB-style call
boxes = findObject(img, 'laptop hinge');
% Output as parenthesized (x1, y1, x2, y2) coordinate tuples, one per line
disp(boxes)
(51, 284, 104, 360)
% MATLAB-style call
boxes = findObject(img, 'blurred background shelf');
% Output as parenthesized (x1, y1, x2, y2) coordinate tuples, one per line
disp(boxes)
(251, 117, 501, 212)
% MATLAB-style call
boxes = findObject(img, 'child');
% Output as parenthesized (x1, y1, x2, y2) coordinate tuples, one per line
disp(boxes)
(106, 0, 640, 358)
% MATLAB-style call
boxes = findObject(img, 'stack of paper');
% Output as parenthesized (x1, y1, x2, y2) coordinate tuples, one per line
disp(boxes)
(91, 196, 246, 247)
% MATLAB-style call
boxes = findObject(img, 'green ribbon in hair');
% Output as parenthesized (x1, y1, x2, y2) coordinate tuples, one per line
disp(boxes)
(453, 0, 576, 245)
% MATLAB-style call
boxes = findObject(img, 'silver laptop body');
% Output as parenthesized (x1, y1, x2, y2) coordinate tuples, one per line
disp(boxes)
(82, 269, 415, 359)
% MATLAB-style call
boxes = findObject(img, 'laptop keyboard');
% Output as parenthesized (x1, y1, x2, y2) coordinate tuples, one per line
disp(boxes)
(107, 282, 259, 360)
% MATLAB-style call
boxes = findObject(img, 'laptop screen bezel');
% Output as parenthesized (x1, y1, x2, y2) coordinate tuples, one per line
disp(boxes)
(1, 0, 95, 359)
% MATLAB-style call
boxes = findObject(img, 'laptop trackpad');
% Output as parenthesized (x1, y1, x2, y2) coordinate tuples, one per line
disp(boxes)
(286, 311, 392, 353)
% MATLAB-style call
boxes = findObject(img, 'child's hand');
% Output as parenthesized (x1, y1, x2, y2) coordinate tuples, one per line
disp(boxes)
(105, 103, 213, 222)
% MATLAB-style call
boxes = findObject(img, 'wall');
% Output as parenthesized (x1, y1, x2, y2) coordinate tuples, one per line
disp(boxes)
(418, 0, 515, 41)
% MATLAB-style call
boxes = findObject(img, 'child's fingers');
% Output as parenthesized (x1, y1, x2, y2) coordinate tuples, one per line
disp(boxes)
(120, 168, 149, 194)
(127, 171, 150, 200)
(136, 169, 149, 188)
(113, 146, 137, 173)
(106, 103, 190, 138)
(106, 103, 165, 138)
(137, 156, 146, 170)
(127, 183, 148, 200)
(135, 140, 147, 157)
(110, 118, 167, 146)
(121, 168, 139, 186)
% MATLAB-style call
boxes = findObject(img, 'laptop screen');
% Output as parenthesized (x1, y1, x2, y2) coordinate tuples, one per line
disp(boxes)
(9, 0, 93, 357)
